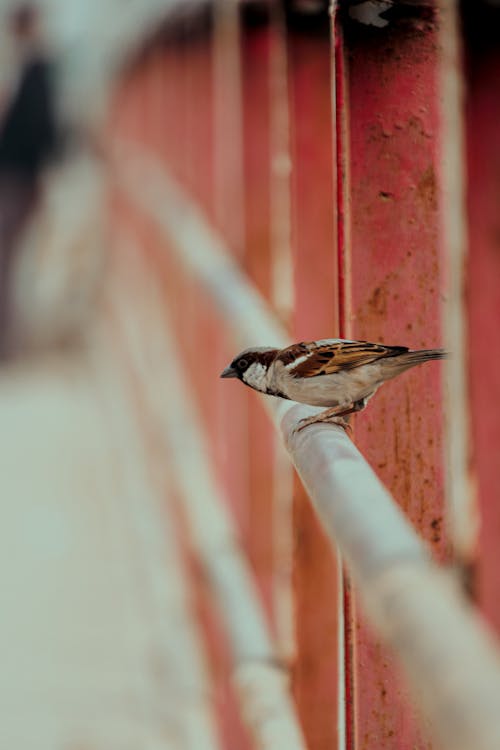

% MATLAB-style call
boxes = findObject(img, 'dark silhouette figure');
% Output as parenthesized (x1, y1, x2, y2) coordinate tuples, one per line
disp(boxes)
(0, 4, 58, 358)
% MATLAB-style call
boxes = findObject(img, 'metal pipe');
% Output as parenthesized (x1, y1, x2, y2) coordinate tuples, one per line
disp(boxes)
(114, 144, 500, 750)
(105, 233, 308, 750)
(439, 0, 476, 561)
(282, 406, 500, 750)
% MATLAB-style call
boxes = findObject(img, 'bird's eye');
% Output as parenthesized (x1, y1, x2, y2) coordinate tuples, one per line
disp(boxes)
(237, 358, 248, 370)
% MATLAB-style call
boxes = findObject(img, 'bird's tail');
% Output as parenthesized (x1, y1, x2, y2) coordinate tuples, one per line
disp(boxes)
(383, 348, 447, 378)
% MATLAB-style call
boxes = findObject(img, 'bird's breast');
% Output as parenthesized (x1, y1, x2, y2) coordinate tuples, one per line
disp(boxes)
(269, 361, 381, 407)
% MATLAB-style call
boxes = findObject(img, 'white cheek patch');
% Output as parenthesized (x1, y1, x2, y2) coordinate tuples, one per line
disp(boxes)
(242, 362, 268, 392)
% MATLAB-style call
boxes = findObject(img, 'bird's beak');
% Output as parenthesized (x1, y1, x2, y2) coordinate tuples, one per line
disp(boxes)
(220, 366, 238, 379)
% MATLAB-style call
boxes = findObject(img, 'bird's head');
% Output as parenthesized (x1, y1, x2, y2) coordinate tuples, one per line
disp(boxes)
(220, 347, 278, 393)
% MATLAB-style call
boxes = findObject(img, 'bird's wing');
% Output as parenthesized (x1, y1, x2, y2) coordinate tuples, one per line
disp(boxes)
(282, 339, 408, 377)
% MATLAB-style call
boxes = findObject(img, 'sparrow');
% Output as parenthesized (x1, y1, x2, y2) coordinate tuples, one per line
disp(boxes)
(220, 338, 446, 431)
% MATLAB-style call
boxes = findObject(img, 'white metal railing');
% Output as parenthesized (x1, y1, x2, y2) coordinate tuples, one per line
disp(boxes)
(104, 232, 308, 749)
(113, 141, 500, 750)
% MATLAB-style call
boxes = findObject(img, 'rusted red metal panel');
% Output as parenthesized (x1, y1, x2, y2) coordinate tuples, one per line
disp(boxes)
(337, 12, 449, 750)
(183, 37, 216, 219)
(111, 42, 253, 750)
(148, 35, 233, 490)
(109, 7, 476, 749)
(463, 7, 500, 633)
(155, 41, 189, 181)
(240, 18, 277, 615)
(288, 23, 339, 342)
(241, 20, 273, 300)
(122, 33, 251, 562)
(168, 30, 256, 747)
(344, 17, 448, 550)
(287, 19, 340, 750)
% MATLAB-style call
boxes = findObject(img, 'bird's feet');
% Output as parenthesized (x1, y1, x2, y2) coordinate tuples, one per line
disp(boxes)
(295, 412, 351, 434)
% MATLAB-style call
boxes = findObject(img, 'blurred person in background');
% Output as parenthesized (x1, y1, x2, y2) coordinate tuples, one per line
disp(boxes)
(0, 2, 58, 359)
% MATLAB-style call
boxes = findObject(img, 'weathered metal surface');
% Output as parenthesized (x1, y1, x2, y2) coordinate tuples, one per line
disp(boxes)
(338, 11, 448, 750)
(117, 141, 500, 750)
(239, 22, 276, 617)
(241, 23, 273, 300)
(287, 24, 341, 750)
(107, 3, 500, 747)
(463, 6, 500, 632)
(115, 44, 255, 750)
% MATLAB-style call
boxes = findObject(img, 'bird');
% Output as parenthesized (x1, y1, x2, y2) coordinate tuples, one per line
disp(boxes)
(220, 338, 446, 431)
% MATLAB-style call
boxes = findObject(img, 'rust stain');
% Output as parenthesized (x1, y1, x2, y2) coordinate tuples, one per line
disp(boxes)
(407, 114, 433, 141)
(417, 165, 438, 211)
(430, 516, 442, 544)
(366, 285, 388, 317)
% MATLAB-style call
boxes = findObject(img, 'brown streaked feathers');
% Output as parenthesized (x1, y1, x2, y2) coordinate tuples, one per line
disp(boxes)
(281, 340, 409, 377)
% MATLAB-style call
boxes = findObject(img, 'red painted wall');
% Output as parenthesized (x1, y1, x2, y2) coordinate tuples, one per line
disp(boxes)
(288, 22, 340, 750)
(338, 15, 447, 750)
